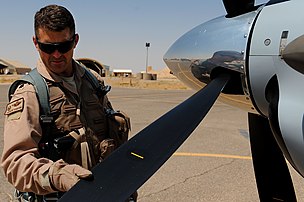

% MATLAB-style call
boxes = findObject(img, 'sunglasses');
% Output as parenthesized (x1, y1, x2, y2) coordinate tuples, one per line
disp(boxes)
(36, 35, 75, 54)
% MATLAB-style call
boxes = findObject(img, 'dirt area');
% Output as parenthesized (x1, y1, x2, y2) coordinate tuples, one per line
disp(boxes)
(103, 77, 190, 90)
(0, 75, 190, 90)
(0, 68, 191, 90)
(0, 75, 21, 84)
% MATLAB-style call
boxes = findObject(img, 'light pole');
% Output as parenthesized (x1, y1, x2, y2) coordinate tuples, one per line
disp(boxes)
(145, 42, 150, 73)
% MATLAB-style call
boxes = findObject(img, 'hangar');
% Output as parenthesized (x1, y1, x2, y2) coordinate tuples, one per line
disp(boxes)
(76, 58, 109, 77)
(0, 58, 109, 76)
(0, 59, 31, 75)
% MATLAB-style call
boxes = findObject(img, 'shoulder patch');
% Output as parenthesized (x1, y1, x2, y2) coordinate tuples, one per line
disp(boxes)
(5, 98, 24, 115)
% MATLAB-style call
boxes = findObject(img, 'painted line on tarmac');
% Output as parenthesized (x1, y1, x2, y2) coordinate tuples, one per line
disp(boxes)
(173, 152, 252, 160)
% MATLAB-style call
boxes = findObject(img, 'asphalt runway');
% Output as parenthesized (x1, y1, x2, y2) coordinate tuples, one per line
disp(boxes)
(1, 84, 304, 201)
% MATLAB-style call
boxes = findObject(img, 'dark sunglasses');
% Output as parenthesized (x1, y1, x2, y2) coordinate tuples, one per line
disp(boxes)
(36, 35, 75, 54)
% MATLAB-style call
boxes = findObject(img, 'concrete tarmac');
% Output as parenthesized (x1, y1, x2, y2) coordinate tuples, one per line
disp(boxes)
(0, 84, 304, 201)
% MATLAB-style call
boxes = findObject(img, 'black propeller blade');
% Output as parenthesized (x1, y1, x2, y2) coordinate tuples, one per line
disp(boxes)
(222, 0, 255, 17)
(59, 74, 230, 202)
(248, 113, 296, 202)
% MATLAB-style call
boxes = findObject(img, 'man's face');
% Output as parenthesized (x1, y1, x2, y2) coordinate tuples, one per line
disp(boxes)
(33, 28, 79, 77)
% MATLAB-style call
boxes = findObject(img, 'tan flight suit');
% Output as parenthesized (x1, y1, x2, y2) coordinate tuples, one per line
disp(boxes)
(1, 59, 113, 195)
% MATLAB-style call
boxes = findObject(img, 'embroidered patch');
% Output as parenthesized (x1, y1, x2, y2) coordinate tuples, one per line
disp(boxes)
(5, 98, 24, 116)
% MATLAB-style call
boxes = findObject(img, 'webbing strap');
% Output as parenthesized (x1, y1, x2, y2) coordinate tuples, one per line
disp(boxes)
(83, 67, 100, 90)
(82, 66, 111, 97)
(8, 68, 50, 116)
(27, 68, 50, 116)
(81, 142, 92, 169)
(68, 128, 92, 169)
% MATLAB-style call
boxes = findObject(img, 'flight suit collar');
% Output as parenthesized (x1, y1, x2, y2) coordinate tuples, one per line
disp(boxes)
(36, 59, 86, 95)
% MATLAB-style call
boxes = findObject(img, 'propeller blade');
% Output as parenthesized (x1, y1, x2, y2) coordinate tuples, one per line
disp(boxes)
(59, 74, 230, 202)
(248, 113, 296, 202)
(222, 0, 255, 17)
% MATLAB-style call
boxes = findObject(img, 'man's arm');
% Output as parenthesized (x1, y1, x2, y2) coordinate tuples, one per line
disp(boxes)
(1, 83, 92, 194)
(1, 83, 56, 194)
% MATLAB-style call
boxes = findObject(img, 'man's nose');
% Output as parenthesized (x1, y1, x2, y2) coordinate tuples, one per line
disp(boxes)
(52, 50, 62, 58)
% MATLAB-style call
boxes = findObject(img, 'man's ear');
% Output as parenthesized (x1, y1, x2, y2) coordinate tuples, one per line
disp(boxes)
(33, 36, 39, 49)
(74, 33, 79, 48)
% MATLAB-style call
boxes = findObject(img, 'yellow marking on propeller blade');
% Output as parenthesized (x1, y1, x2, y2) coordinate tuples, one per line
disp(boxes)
(131, 152, 144, 159)
(173, 152, 252, 160)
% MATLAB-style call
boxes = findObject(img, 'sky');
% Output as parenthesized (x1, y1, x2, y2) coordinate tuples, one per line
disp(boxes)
(0, 0, 268, 73)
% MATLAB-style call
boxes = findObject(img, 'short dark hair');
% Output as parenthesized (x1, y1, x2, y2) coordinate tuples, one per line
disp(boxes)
(34, 5, 75, 37)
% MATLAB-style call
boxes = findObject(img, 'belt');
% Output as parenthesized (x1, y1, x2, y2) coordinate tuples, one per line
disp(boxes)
(14, 189, 64, 202)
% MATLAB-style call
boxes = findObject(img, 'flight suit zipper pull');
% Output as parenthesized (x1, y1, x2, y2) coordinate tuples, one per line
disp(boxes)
(76, 102, 81, 116)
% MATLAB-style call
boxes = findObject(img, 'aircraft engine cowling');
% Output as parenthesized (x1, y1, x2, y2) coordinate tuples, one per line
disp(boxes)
(163, 6, 263, 113)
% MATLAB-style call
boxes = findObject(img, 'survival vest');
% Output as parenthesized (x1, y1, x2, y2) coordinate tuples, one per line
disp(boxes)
(8, 67, 131, 163)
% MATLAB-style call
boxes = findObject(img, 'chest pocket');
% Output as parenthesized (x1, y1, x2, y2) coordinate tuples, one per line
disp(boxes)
(48, 84, 83, 134)
(79, 80, 108, 138)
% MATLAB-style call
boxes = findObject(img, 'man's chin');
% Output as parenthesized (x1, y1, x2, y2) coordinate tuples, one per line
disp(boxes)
(49, 64, 67, 75)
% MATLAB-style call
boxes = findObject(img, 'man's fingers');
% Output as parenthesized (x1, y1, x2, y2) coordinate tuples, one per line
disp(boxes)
(72, 165, 93, 180)
(49, 160, 93, 192)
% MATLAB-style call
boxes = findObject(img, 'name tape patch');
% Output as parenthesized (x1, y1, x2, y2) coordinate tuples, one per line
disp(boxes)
(5, 98, 24, 115)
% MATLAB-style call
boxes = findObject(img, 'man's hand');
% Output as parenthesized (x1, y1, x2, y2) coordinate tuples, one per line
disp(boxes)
(49, 159, 93, 192)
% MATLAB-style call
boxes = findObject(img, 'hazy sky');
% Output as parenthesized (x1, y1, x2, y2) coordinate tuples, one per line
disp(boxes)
(0, 0, 268, 72)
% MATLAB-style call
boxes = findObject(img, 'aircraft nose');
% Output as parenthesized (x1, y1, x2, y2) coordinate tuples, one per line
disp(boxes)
(163, 10, 261, 112)
(282, 34, 304, 75)
(163, 12, 257, 86)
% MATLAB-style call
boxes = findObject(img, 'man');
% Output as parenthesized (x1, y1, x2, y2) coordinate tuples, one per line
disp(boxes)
(1, 4, 136, 201)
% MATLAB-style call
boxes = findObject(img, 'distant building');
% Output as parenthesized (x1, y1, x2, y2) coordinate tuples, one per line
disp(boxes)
(112, 69, 132, 77)
(0, 59, 31, 75)
(0, 57, 111, 76)
(0, 62, 8, 74)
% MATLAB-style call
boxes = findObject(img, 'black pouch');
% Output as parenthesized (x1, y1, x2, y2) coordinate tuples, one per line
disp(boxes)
(105, 109, 131, 149)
